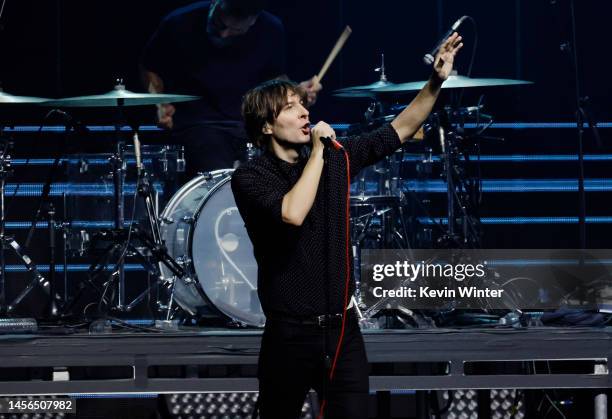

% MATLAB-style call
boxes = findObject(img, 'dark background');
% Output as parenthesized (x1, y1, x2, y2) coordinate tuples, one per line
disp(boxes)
(0, 1, 610, 317)
(0, 0, 609, 125)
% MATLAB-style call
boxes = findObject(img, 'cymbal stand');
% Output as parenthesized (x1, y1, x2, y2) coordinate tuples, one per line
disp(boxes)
(364, 54, 389, 124)
(110, 81, 127, 310)
(0, 138, 51, 314)
(79, 127, 185, 318)
(123, 147, 185, 313)
(434, 107, 485, 248)
(62, 84, 131, 315)
(65, 80, 131, 314)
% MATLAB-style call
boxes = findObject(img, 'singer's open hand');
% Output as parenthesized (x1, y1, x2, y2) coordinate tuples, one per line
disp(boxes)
(433, 32, 463, 81)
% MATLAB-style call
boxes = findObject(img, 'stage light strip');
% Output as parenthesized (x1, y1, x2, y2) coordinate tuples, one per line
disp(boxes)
(3, 125, 162, 133)
(4, 122, 612, 133)
(10, 155, 612, 166)
(398, 179, 612, 193)
(4, 221, 125, 229)
(4, 182, 164, 196)
(6, 217, 612, 231)
(4, 264, 144, 272)
(10, 158, 152, 166)
(417, 217, 612, 225)
(354, 179, 612, 193)
(463, 122, 612, 129)
(4, 178, 612, 198)
(402, 154, 612, 163)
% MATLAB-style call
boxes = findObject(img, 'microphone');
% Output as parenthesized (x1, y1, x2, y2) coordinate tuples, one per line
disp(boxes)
(133, 132, 143, 174)
(423, 16, 468, 65)
(438, 125, 446, 154)
(320, 136, 344, 151)
(51, 109, 89, 134)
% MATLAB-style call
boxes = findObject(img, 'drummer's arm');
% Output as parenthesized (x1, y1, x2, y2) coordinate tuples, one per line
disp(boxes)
(142, 69, 175, 129)
(143, 69, 164, 94)
(275, 74, 322, 107)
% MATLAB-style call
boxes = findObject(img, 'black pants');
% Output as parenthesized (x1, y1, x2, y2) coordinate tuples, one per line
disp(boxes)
(173, 122, 247, 178)
(257, 313, 369, 419)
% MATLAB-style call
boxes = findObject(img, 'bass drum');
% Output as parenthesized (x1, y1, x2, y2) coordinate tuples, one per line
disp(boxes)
(159, 169, 265, 327)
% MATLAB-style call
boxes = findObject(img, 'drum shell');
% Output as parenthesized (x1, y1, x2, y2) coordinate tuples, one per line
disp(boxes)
(159, 170, 264, 327)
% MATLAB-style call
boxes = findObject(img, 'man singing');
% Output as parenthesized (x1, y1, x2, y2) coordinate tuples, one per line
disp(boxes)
(232, 33, 463, 419)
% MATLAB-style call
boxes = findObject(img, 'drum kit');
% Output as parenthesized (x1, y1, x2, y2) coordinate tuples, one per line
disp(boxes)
(0, 66, 532, 327)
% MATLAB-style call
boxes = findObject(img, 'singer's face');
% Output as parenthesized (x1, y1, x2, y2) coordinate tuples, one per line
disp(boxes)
(266, 92, 311, 145)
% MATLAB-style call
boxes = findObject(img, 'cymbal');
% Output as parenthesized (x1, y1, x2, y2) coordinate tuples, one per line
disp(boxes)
(333, 79, 396, 98)
(43, 86, 201, 107)
(373, 75, 534, 94)
(0, 90, 50, 104)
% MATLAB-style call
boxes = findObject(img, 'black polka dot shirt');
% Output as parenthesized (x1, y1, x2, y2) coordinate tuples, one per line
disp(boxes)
(231, 123, 401, 317)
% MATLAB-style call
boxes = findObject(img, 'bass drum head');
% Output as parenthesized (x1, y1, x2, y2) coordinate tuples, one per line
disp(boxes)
(160, 170, 265, 327)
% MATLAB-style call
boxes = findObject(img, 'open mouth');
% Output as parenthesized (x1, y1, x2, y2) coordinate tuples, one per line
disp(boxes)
(301, 123, 311, 135)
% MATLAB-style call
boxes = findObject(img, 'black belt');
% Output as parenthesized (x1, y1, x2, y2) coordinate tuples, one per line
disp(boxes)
(267, 310, 354, 328)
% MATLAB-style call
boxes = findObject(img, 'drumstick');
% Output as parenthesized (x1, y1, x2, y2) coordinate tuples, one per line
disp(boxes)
(316, 26, 352, 82)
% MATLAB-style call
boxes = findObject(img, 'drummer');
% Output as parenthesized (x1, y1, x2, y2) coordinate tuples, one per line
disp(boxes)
(141, 0, 322, 178)
(232, 33, 463, 418)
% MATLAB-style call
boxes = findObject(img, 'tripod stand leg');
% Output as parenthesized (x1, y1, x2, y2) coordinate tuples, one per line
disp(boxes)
(0, 238, 5, 312)
(124, 244, 162, 312)
(165, 278, 178, 321)
(397, 206, 411, 250)
(4, 238, 50, 313)
(6, 271, 48, 313)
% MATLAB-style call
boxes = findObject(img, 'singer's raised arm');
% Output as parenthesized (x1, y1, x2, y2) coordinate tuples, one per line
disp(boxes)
(391, 32, 463, 142)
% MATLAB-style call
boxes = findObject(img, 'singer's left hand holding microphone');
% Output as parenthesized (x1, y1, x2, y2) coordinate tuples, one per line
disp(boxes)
(311, 121, 336, 155)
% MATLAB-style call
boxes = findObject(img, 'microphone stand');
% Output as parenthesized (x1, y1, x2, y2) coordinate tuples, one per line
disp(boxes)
(555, 0, 602, 249)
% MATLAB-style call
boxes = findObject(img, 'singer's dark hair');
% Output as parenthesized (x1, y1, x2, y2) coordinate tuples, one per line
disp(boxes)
(242, 79, 307, 149)
(221, 0, 268, 18)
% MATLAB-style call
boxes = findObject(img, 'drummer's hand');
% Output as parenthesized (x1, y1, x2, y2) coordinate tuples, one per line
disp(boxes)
(157, 103, 175, 130)
(433, 32, 463, 82)
(311, 121, 335, 155)
(299, 76, 323, 106)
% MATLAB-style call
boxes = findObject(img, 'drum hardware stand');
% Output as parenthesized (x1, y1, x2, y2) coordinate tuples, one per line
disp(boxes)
(8, 110, 85, 317)
(363, 54, 390, 127)
(0, 139, 53, 315)
(61, 193, 69, 303)
(76, 127, 186, 319)
(110, 81, 127, 310)
(350, 197, 412, 309)
(46, 204, 59, 318)
(374, 53, 388, 84)
(433, 108, 484, 248)
(66, 78, 134, 312)
(75, 79, 139, 312)
(84, 225, 184, 315)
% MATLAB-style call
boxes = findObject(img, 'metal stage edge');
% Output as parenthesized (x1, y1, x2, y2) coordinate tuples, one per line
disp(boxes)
(0, 327, 610, 395)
